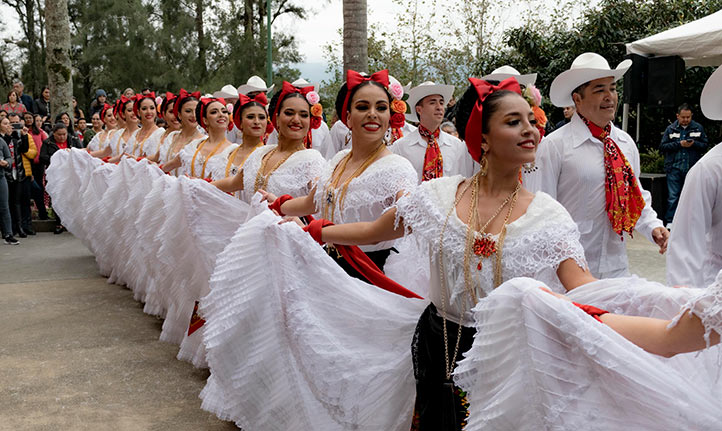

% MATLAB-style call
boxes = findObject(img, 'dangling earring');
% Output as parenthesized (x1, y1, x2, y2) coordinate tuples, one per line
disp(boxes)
(344, 130, 352, 148)
(479, 154, 488, 176)
(522, 161, 537, 174)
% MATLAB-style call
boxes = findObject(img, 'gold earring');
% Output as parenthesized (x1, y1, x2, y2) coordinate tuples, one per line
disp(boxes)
(479, 154, 488, 176)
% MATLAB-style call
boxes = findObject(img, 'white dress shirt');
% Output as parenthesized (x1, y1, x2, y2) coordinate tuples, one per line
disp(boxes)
(390, 128, 475, 183)
(524, 113, 664, 278)
(666, 143, 722, 287)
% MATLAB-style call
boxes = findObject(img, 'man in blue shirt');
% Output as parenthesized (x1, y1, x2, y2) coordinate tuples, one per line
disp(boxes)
(660, 103, 708, 227)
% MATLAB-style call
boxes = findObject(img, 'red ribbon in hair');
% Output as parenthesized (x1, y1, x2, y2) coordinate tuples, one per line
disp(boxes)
(173, 88, 201, 120)
(233, 93, 268, 129)
(340, 69, 390, 125)
(197, 97, 226, 130)
(270, 81, 314, 128)
(99, 103, 112, 122)
(464, 77, 522, 162)
(133, 92, 157, 117)
(159, 92, 177, 120)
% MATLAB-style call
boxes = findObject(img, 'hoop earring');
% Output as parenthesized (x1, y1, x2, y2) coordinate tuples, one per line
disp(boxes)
(479, 154, 488, 176)
(522, 161, 537, 174)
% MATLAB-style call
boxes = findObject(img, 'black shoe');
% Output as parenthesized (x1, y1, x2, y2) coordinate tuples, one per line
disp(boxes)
(17, 230, 27, 238)
(4, 235, 19, 245)
(53, 225, 65, 234)
(24, 227, 36, 235)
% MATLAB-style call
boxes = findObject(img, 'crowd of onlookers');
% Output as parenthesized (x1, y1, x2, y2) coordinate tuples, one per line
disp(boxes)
(0, 80, 101, 244)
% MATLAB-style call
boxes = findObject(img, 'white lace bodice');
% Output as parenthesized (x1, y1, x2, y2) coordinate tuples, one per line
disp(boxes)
(208, 143, 243, 181)
(178, 138, 236, 179)
(313, 149, 417, 251)
(242, 145, 325, 202)
(157, 130, 181, 165)
(87, 130, 112, 152)
(395, 175, 587, 324)
(127, 127, 165, 157)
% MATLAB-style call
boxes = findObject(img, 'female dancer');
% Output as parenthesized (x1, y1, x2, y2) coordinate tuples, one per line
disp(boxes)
(158, 91, 203, 175)
(207, 92, 269, 198)
(91, 97, 135, 160)
(211, 82, 326, 201)
(199, 78, 722, 430)
(164, 98, 233, 179)
(261, 69, 417, 278)
(126, 93, 165, 158)
(147, 93, 181, 163)
(86, 104, 117, 153)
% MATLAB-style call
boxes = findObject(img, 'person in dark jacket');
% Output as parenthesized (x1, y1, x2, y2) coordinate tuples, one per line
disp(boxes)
(659, 103, 709, 226)
(34, 86, 51, 123)
(0, 115, 30, 237)
(13, 80, 35, 113)
(0, 133, 18, 244)
(40, 122, 82, 233)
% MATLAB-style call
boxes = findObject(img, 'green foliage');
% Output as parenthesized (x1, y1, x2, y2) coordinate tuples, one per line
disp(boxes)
(640, 148, 665, 174)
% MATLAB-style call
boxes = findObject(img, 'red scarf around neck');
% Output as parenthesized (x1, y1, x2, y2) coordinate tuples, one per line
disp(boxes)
(418, 124, 443, 181)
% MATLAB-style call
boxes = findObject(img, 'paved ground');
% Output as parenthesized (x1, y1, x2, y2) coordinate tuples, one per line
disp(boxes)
(0, 230, 666, 430)
(0, 233, 236, 431)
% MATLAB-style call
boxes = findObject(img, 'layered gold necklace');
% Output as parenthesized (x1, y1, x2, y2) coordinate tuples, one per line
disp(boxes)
(321, 143, 386, 222)
(225, 141, 263, 177)
(253, 145, 304, 192)
(437, 172, 520, 379)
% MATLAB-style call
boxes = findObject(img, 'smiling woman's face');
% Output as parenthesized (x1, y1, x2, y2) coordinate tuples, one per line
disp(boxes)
(276, 95, 310, 141)
(346, 83, 390, 144)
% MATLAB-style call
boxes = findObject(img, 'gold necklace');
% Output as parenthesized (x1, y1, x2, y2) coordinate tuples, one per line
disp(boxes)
(321, 144, 386, 222)
(225, 141, 262, 177)
(437, 173, 520, 379)
(190, 138, 227, 179)
(253, 146, 302, 192)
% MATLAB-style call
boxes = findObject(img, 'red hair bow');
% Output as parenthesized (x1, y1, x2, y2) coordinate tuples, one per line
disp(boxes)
(100, 103, 112, 122)
(464, 77, 521, 162)
(173, 89, 201, 119)
(270, 81, 314, 128)
(340, 69, 389, 126)
(234, 93, 268, 129)
(198, 97, 226, 130)
(133, 92, 157, 117)
(165, 91, 176, 101)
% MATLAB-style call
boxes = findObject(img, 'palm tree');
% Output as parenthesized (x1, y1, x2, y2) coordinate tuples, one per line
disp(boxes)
(343, 0, 368, 73)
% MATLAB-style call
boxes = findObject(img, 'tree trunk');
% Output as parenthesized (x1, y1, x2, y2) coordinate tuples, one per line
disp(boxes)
(342, 0, 368, 74)
(25, 0, 38, 96)
(45, 0, 73, 120)
(194, 0, 208, 82)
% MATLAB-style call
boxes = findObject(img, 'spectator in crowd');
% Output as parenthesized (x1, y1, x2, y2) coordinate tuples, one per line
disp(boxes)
(659, 103, 708, 227)
(55, 112, 82, 148)
(73, 97, 85, 123)
(2, 90, 27, 116)
(9, 113, 37, 235)
(0, 110, 7, 120)
(443, 95, 457, 122)
(88, 89, 107, 117)
(34, 86, 51, 121)
(83, 112, 103, 147)
(76, 117, 88, 142)
(0, 114, 32, 237)
(40, 122, 82, 234)
(554, 106, 576, 130)
(0, 129, 18, 244)
(141, 88, 152, 95)
(440, 121, 459, 138)
(23, 111, 33, 129)
(123, 88, 135, 98)
(13, 80, 34, 113)
(29, 114, 48, 220)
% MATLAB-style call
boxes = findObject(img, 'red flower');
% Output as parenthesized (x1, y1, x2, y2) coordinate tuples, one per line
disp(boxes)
(310, 115, 322, 130)
(390, 112, 405, 128)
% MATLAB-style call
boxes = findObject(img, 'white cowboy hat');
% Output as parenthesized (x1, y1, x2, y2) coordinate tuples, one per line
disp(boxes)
(701, 65, 722, 120)
(549, 52, 632, 107)
(404, 81, 455, 122)
(237, 76, 275, 95)
(481, 65, 537, 87)
(291, 78, 319, 92)
(213, 84, 239, 100)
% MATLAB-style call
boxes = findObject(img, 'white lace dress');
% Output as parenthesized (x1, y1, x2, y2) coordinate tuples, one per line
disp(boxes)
(312, 149, 417, 252)
(86, 130, 113, 152)
(241, 145, 326, 202)
(124, 127, 165, 158)
(177, 138, 235, 179)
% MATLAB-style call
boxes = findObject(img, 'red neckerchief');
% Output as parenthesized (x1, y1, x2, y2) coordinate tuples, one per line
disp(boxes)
(580, 114, 645, 237)
(418, 124, 443, 181)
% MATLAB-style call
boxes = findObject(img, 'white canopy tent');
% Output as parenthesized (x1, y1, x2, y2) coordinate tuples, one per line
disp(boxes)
(622, 10, 722, 135)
